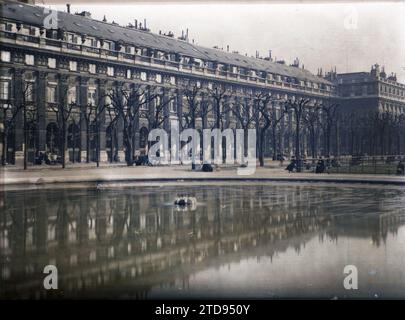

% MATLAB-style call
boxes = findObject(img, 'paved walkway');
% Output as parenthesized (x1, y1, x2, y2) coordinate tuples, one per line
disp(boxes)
(2, 162, 405, 187)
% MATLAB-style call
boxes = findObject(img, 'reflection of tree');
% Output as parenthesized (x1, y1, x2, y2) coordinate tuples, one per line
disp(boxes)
(2, 185, 405, 298)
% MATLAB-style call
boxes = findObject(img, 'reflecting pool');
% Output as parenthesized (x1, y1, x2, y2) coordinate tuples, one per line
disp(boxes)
(1, 182, 405, 299)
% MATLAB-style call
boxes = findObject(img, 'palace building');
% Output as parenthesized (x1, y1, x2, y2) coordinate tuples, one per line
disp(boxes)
(325, 64, 405, 115)
(0, 0, 338, 165)
(4, 1, 405, 165)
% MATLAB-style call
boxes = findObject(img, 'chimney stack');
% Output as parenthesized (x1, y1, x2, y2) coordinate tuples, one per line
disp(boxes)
(66, 4, 71, 13)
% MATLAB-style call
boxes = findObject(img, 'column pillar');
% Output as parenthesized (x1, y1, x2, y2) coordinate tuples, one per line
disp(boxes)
(79, 76, 89, 162)
(14, 68, 24, 167)
(36, 71, 47, 154)
(98, 79, 108, 162)
(58, 74, 69, 165)
(115, 81, 125, 162)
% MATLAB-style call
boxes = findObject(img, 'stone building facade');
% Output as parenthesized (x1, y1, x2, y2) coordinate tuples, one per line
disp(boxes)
(1, 1, 337, 165)
(325, 64, 405, 115)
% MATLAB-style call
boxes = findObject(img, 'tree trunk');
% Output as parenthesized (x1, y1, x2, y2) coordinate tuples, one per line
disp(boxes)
(272, 127, 277, 160)
(295, 116, 301, 172)
(23, 105, 27, 170)
(86, 124, 90, 163)
(2, 118, 7, 166)
(258, 129, 266, 167)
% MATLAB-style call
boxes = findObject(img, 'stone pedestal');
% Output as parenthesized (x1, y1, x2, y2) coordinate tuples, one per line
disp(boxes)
(100, 151, 108, 162)
(80, 150, 87, 163)
(64, 152, 69, 164)
(118, 151, 125, 163)
(15, 151, 24, 167)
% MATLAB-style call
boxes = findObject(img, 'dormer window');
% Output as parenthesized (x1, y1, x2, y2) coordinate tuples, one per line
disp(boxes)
(125, 46, 132, 54)
(46, 29, 58, 39)
(4, 23, 13, 32)
(105, 41, 115, 51)
(66, 33, 78, 44)
(90, 38, 98, 47)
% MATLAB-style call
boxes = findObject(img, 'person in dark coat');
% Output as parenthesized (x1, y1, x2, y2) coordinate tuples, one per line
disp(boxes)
(316, 157, 326, 174)
(285, 157, 297, 173)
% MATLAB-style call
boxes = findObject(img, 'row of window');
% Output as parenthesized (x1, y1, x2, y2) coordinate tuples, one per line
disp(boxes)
(1, 50, 178, 85)
(1, 21, 330, 91)
(380, 84, 404, 97)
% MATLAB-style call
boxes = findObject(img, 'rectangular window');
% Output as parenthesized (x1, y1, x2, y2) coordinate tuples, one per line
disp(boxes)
(140, 72, 147, 81)
(156, 74, 162, 83)
(87, 88, 96, 105)
(89, 64, 96, 74)
(4, 23, 13, 32)
(169, 99, 177, 113)
(67, 86, 77, 105)
(138, 93, 147, 110)
(0, 81, 10, 100)
(170, 76, 176, 85)
(90, 38, 98, 47)
(47, 86, 56, 103)
(126, 69, 132, 79)
(69, 61, 77, 72)
(66, 34, 78, 44)
(46, 29, 58, 39)
(107, 66, 114, 77)
(1, 51, 11, 62)
(25, 54, 34, 66)
(29, 27, 36, 36)
(48, 58, 56, 69)
(25, 82, 34, 102)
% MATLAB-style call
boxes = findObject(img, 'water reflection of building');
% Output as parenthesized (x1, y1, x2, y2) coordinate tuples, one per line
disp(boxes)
(1, 184, 404, 298)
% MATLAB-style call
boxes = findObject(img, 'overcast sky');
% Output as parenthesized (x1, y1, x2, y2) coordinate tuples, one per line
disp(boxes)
(43, 2, 405, 82)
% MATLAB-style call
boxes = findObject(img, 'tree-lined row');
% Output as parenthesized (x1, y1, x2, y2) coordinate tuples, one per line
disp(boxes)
(2, 77, 404, 170)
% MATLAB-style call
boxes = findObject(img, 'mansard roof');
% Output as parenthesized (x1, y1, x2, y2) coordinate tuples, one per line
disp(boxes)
(2, 0, 332, 85)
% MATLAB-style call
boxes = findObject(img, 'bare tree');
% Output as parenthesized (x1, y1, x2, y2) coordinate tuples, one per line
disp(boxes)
(253, 91, 274, 167)
(207, 83, 229, 130)
(141, 87, 175, 130)
(319, 101, 340, 157)
(303, 104, 321, 159)
(181, 82, 203, 169)
(50, 100, 75, 169)
(285, 97, 310, 172)
(2, 80, 36, 168)
(105, 105, 120, 163)
(107, 83, 153, 166)
(268, 102, 287, 160)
